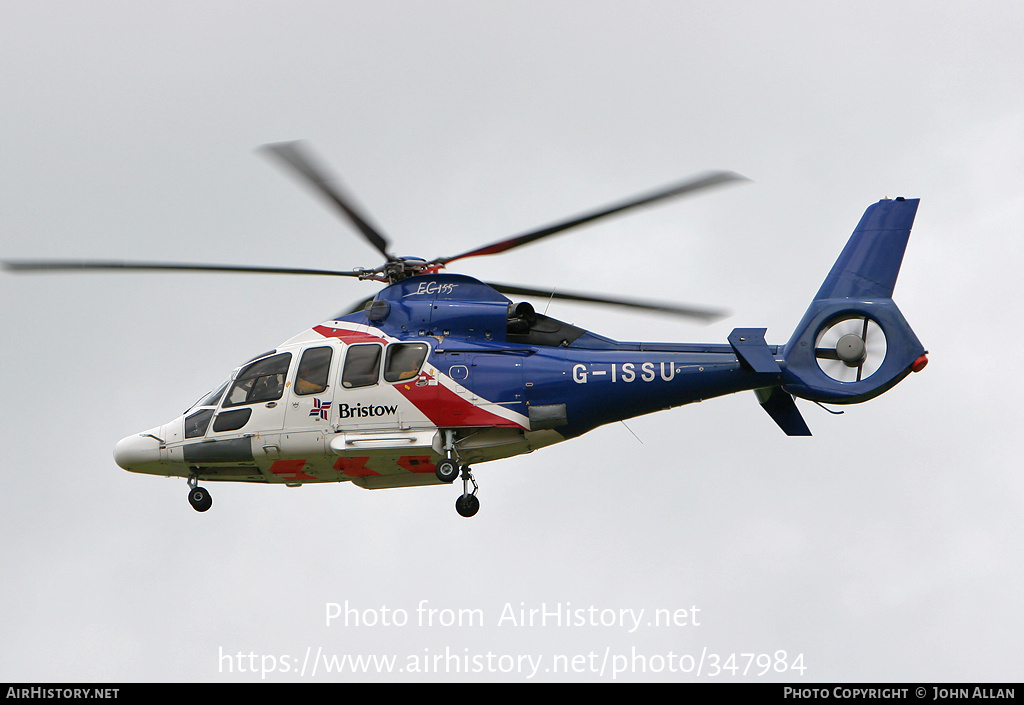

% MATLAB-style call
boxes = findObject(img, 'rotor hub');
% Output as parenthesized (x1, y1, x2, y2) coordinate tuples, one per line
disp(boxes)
(836, 333, 867, 366)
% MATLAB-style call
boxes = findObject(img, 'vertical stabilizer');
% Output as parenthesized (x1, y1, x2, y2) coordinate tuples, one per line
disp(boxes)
(814, 197, 919, 300)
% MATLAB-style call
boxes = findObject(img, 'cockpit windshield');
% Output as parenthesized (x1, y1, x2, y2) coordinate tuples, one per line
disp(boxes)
(223, 352, 292, 407)
(185, 381, 228, 415)
(200, 382, 228, 408)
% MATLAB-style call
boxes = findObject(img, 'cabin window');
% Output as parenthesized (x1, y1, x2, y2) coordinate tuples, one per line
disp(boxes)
(384, 343, 428, 383)
(342, 344, 382, 389)
(212, 408, 253, 433)
(224, 352, 292, 407)
(295, 346, 333, 395)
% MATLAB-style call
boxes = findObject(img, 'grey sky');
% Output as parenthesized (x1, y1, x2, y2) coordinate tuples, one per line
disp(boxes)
(1, 1, 1021, 682)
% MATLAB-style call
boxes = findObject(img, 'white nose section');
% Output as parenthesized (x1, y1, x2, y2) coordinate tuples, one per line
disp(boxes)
(114, 433, 162, 471)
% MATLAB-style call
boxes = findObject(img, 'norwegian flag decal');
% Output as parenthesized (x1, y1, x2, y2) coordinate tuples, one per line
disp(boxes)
(309, 398, 332, 420)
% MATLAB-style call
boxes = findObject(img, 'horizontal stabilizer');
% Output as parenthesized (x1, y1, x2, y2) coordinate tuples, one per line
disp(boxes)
(729, 328, 781, 374)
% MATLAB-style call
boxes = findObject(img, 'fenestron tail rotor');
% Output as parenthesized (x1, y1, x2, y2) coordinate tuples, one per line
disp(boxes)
(814, 315, 887, 382)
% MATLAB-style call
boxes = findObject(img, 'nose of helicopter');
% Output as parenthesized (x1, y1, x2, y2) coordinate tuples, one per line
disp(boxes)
(114, 432, 163, 473)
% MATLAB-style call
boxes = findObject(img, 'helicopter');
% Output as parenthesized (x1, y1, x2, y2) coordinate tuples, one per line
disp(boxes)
(3, 142, 928, 517)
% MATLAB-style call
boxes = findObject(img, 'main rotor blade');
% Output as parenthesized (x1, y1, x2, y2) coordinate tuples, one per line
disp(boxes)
(489, 283, 728, 322)
(2, 259, 366, 277)
(261, 141, 392, 260)
(440, 171, 748, 264)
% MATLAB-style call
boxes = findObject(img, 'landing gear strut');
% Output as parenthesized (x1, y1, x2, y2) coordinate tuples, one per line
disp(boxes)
(437, 430, 480, 517)
(435, 430, 460, 483)
(187, 474, 212, 512)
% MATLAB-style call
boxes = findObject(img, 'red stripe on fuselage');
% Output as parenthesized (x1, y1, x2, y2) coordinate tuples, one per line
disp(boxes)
(392, 378, 523, 428)
(313, 325, 387, 345)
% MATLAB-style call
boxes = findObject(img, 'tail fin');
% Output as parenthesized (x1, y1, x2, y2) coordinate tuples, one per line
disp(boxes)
(780, 197, 927, 405)
(814, 196, 917, 300)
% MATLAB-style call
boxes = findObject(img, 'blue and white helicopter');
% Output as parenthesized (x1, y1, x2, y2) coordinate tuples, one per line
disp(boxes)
(4, 143, 928, 517)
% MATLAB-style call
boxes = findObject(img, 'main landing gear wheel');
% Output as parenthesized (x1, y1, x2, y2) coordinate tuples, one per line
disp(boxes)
(454, 465, 480, 518)
(435, 459, 459, 483)
(188, 486, 212, 512)
(455, 494, 480, 518)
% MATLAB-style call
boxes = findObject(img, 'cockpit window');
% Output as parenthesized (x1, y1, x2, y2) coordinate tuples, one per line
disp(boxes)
(342, 344, 382, 389)
(295, 346, 333, 396)
(224, 352, 292, 407)
(384, 343, 428, 383)
(185, 408, 214, 439)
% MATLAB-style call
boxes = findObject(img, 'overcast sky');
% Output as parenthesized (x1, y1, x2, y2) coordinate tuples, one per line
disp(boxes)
(1, 1, 1022, 683)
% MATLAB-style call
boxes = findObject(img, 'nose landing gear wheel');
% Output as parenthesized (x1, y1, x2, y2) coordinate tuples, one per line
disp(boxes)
(187, 474, 212, 512)
(188, 486, 212, 512)
(455, 494, 479, 518)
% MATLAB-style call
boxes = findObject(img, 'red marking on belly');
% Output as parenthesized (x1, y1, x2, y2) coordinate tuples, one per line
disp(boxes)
(269, 459, 316, 481)
(333, 456, 377, 477)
